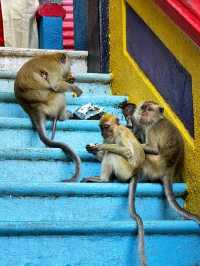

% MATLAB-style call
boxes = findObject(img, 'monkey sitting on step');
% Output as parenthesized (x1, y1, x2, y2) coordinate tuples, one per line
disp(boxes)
(83, 113, 145, 183)
(82, 113, 147, 266)
(133, 100, 200, 223)
(14, 52, 82, 182)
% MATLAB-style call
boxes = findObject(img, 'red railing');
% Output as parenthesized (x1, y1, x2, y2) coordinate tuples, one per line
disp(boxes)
(62, 0, 74, 49)
(155, 0, 200, 47)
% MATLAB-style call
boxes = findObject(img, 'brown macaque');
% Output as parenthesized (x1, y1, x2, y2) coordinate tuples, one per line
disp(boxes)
(14, 52, 82, 182)
(82, 113, 147, 266)
(133, 100, 200, 223)
(119, 101, 158, 158)
(119, 101, 145, 144)
(118, 101, 136, 128)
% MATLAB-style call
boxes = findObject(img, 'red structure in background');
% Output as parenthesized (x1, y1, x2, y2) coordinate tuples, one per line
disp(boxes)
(62, 0, 74, 49)
(0, 3, 4, 46)
(155, 0, 200, 47)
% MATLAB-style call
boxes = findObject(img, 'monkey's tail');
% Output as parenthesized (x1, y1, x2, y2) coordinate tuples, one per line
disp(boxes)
(35, 118, 81, 182)
(162, 176, 200, 224)
(129, 177, 148, 266)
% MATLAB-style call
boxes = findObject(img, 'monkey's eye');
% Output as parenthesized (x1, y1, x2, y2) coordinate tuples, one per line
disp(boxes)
(100, 124, 110, 129)
(141, 105, 147, 111)
(60, 54, 66, 64)
(159, 107, 164, 113)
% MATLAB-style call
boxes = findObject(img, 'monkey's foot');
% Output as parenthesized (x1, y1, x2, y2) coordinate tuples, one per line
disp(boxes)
(59, 111, 74, 121)
(60, 178, 77, 183)
(81, 176, 109, 183)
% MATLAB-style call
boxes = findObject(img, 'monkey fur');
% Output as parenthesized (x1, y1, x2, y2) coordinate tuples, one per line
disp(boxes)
(82, 113, 147, 266)
(14, 52, 82, 182)
(119, 101, 158, 155)
(133, 101, 200, 224)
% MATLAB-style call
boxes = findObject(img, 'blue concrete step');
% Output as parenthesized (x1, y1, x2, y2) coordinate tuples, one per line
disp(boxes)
(0, 220, 198, 266)
(0, 73, 112, 94)
(0, 183, 186, 221)
(0, 149, 99, 182)
(0, 93, 127, 118)
(0, 119, 102, 149)
(0, 66, 198, 266)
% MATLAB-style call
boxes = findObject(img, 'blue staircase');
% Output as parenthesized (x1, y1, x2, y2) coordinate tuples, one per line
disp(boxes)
(0, 61, 199, 266)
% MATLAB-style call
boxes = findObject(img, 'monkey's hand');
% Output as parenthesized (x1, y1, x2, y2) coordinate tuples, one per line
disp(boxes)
(72, 85, 83, 97)
(66, 73, 75, 84)
(124, 149, 134, 160)
(86, 144, 99, 154)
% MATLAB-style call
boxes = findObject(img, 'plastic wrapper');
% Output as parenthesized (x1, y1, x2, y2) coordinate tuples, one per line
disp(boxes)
(73, 103, 104, 120)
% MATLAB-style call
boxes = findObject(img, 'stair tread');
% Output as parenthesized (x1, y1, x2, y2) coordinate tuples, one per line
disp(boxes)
(0, 47, 88, 58)
(0, 182, 186, 196)
(0, 93, 125, 104)
(0, 220, 197, 236)
(0, 72, 111, 82)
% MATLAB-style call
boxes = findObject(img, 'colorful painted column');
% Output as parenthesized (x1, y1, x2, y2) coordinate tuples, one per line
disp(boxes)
(109, 0, 200, 214)
(37, 3, 66, 49)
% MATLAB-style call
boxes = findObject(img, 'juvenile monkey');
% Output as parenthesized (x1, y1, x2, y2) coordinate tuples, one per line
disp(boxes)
(14, 52, 82, 182)
(82, 113, 147, 266)
(134, 101, 200, 223)
(119, 101, 145, 143)
(119, 101, 158, 157)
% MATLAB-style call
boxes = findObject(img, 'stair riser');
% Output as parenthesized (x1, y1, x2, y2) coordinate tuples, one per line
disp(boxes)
(0, 233, 199, 266)
(0, 49, 87, 74)
(0, 104, 123, 119)
(0, 57, 87, 75)
(0, 80, 111, 94)
(0, 160, 100, 182)
(0, 195, 184, 221)
(0, 129, 101, 149)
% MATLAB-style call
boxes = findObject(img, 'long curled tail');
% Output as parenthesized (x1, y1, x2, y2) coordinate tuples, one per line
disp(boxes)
(129, 177, 147, 266)
(35, 117, 81, 182)
(162, 176, 200, 224)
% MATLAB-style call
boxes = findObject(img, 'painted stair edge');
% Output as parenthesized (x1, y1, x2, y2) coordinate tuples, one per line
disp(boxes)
(0, 93, 123, 104)
(0, 47, 88, 58)
(0, 118, 116, 131)
(0, 182, 187, 197)
(0, 221, 198, 236)
(0, 72, 112, 83)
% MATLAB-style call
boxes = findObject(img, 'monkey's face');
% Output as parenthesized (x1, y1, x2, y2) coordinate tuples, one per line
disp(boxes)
(121, 103, 136, 127)
(99, 114, 119, 141)
(99, 122, 117, 142)
(136, 102, 164, 126)
(100, 122, 113, 139)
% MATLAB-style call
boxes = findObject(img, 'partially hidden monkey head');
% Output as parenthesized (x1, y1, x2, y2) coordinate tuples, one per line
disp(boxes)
(119, 101, 136, 128)
(134, 101, 164, 126)
(99, 113, 120, 141)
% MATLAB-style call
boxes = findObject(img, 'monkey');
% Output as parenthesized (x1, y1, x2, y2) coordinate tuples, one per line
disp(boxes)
(38, 64, 75, 139)
(133, 100, 200, 224)
(119, 101, 145, 143)
(82, 113, 147, 266)
(119, 101, 158, 156)
(14, 52, 83, 182)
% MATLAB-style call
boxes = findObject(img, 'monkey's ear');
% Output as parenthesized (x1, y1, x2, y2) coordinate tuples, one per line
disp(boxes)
(118, 101, 128, 109)
(159, 107, 164, 114)
(60, 53, 67, 64)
